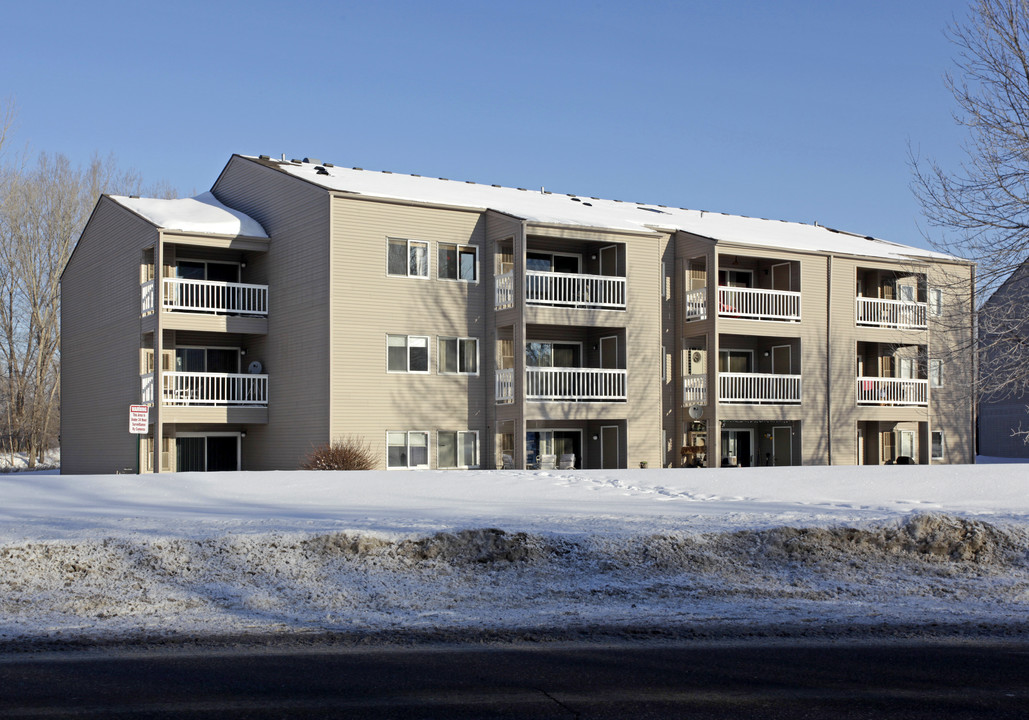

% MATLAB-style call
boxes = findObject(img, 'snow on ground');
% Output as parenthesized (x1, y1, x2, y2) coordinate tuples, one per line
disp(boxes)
(1, 463, 1028, 645)
(0, 450, 59, 471)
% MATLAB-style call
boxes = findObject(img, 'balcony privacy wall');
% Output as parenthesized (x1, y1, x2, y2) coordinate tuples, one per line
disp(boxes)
(61, 199, 160, 474)
(210, 156, 332, 470)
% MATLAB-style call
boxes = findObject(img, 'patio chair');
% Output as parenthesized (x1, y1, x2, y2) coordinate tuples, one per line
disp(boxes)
(538, 454, 557, 470)
(501, 454, 514, 469)
(558, 453, 575, 469)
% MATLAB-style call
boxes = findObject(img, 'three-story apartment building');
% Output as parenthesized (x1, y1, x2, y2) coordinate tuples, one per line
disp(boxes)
(60, 155, 975, 473)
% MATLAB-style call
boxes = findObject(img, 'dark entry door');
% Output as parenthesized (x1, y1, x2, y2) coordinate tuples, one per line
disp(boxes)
(206, 436, 238, 472)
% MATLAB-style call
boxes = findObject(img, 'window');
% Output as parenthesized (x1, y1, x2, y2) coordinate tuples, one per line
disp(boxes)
(718, 349, 752, 373)
(718, 269, 752, 288)
(929, 359, 943, 388)
(387, 431, 429, 469)
(929, 288, 943, 316)
(931, 430, 945, 460)
(438, 337, 478, 374)
(438, 431, 478, 468)
(387, 238, 428, 277)
(439, 243, 477, 281)
(387, 335, 429, 373)
(526, 251, 580, 273)
(176, 259, 239, 282)
(174, 347, 240, 373)
(526, 341, 581, 367)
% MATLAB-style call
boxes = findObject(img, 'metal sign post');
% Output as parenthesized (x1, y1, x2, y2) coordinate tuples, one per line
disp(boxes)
(129, 405, 149, 474)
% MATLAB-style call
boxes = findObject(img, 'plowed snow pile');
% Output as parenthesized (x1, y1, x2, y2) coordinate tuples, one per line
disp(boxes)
(1, 465, 1029, 643)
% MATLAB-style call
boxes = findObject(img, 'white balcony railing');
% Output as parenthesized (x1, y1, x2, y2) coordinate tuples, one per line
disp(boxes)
(856, 377, 928, 406)
(496, 368, 514, 403)
(526, 270, 626, 309)
(684, 288, 707, 320)
(682, 372, 802, 405)
(495, 271, 514, 310)
(683, 374, 707, 405)
(527, 367, 626, 401)
(493, 270, 627, 311)
(140, 278, 269, 317)
(719, 372, 802, 404)
(684, 287, 801, 322)
(141, 372, 269, 406)
(141, 279, 155, 315)
(855, 297, 926, 330)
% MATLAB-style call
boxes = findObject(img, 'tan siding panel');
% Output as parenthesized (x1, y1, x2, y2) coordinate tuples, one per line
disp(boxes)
(61, 199, 159, 473)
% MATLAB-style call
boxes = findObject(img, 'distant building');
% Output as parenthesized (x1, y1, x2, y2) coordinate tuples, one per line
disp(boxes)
(978, 263, 1029, 459)
(60, 155, 976, 473)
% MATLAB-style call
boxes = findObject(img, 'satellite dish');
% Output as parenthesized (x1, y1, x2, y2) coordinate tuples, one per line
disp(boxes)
(247, 360, 263, 374)
(688, 405, 703, 420)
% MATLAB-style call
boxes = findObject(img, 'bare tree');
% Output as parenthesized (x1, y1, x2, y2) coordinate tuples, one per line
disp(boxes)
(911, 0, 1029, 410)
(0, 97, 173, 466)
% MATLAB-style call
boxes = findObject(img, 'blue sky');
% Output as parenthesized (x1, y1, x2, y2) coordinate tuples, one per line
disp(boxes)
(2, 0, 972, 250)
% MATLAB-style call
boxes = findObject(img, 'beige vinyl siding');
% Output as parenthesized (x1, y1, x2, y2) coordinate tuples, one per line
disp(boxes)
(485, 211, 524, 466)
(715, 247, 826, 465)
(60, 198, 159, 474)
(927, 261, 976, 463)
(521, 224, 663, 468)
(329, 195, 488, 469)
(212, 156, 332, 469)
(830, 256, 928, 464)
(660, 234, 676, 466)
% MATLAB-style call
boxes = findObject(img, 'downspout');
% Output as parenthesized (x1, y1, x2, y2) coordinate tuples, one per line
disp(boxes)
(826, 254, 832, 465)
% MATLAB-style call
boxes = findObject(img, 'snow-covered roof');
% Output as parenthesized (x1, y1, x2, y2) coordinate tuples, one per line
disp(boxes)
(257, 156, 958, 263)
(110, 191, 267, 238)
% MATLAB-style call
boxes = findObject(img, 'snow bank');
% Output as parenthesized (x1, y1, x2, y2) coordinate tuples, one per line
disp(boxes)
(1, 465, 1028, 644)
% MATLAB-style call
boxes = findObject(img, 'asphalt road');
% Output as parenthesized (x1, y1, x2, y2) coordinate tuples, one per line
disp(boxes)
(2, 640, 1028, 719)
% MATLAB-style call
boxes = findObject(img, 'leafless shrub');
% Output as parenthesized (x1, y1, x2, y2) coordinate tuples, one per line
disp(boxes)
(300, 435, 378, 471)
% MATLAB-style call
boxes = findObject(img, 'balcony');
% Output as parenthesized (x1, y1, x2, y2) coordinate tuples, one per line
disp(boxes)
(141, 278, 269, 317)
(141, 371, 269, 406)
(856, 377, 928, 406)
(683, 373, 802, 405)
(855, 298, 926, 330)
(495, 271, 626, 311)
(495, 367, 627, 402)
(684, 287, 801, 322)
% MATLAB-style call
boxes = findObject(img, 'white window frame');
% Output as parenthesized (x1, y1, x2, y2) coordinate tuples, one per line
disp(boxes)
(438, 337, 479, 375)
(386, 334, 430, 373)
(386, 237, 429, 278)
(931, 430, 945, 460)
(929, 287, 943, 317)
(438, 242, 478, 282)
(929, 358, 943, 388)
(898, 429, 916, 459)
(437, 430, 479, 469)
(898, 356, 915, 379)
(387, 430, 430, 469)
